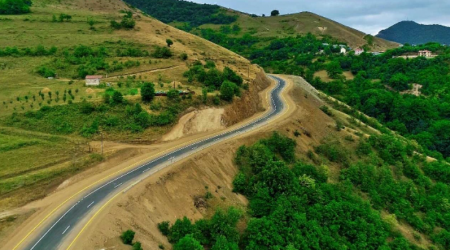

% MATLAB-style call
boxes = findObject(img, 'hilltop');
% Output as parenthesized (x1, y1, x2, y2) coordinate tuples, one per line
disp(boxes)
(377, 21, 450, 45)
(123, 0, 398, 51)
(213, 11, 398, 51)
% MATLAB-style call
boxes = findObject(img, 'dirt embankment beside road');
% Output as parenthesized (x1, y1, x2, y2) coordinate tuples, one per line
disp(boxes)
(162, 68, 271, 142)
(222, 69, 272, 125)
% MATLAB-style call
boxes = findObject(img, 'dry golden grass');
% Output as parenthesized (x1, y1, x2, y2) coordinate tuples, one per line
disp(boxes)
(200, 11, 399, 51)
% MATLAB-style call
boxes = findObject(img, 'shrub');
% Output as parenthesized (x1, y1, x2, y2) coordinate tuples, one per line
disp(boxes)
(153, 46, 172, 58)
(120, 230, 135, 245)
(220, 81, 237, 101)
(315, 140, 349, 166)
(167, 89, 179, 100)
(158, 221, 171, 236)
(320, 105, 333, 116)
(180, 53, 188, 61)
(121, 17, 135, 29)
(222, 67, 243, 86)
(132, 242, 143, 250)
(166, 39, 174, 47)
(112, 91, 124, 104)
(37, 66, 56, 78)
(141, 82, 155, 102)
(174, 234, 203, 250)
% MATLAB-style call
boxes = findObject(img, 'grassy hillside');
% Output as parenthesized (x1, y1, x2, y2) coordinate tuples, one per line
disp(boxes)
(0, 0, 258, 211)
(123, 0, 398, 51)
(205, 11, 398, 51)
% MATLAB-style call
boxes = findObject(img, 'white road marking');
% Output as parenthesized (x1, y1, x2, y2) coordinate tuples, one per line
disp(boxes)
(62, 225, 70, 235)
(87, 201, 95, 208)
(30, 203, 77, 250)
(114, 183, 123, 189)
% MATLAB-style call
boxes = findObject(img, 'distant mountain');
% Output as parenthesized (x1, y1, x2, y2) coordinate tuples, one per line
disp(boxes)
(376, 21, 450, 45)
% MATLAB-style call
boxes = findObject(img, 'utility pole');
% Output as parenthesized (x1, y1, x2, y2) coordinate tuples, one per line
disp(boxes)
(101, 132, 104, 156)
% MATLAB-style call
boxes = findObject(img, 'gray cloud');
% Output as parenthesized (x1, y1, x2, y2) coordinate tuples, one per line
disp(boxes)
(190, 0, 450, 34)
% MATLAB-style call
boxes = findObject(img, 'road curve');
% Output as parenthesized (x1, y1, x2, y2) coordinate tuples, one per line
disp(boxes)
(21, 75, 287, 250)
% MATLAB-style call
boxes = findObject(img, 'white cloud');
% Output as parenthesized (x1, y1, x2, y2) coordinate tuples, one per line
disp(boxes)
(189, 0, 450, 34)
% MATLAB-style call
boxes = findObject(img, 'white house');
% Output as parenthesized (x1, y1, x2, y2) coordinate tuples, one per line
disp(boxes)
(418, 50, 432, 58)
(340, 47, 347, 54)
(85, 75, 103, 86)
(354, 47, 364, 55)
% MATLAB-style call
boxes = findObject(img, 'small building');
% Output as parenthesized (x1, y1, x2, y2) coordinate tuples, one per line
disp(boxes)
(85, 75, 103, 86)
(354, 47, 364, 55)
(340, 47, 347, 54)
(418, 50, 432, 57)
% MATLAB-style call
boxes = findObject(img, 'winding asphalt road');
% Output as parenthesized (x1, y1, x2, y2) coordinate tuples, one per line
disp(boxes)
(22, 75, 287, 250)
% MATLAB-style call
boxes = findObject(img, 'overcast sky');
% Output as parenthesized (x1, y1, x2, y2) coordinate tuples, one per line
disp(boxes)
(190, 0, 450, 35)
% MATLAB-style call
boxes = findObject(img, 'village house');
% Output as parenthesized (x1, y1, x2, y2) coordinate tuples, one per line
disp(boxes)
(85, 75, 103, 86)
(418, 50, 432, 57)
(354, 47, 364, 55)
(340, 47, 347, 54)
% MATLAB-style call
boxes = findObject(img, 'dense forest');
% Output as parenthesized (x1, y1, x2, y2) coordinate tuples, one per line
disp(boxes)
(158, 133, 450, 249)
(123, 0, 237, 29)
(0, 0, 32, 14)
(377, 21, 450, 45)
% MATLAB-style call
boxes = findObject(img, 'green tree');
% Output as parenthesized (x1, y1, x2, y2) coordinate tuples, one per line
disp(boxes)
(389, 73, 410, 91)
(112, 91, 123, 104)
(167, 89, 179, 100)
(0, 0, 31, 15)
(121, 16, 135, 29)
(87, 18, 95, 29)
(220, 81, 236, 101)
(120, 230, 135, 245)
(174, 235, 203, 250)
(204, 69, 222, 89)
(270, 10, 280, 16)
(326, 61, 343, 79)
(158, 221, 171, 236)
(141, 82, 155, 102)
(132, 242, 143, 250)
(211, 235, 239, 250)
(166, 39, 174, 47)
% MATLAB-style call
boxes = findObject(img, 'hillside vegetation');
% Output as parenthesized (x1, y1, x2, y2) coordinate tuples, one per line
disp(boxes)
(377, 21, 450, 45)
(0, 0, 257, 211)
(123, 0, 398, 51)
(243, 30, 450, 160)
(158, 130, 450, 250)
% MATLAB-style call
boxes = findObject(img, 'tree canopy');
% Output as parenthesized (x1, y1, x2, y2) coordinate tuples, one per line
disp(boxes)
(0, 0, 32, 14)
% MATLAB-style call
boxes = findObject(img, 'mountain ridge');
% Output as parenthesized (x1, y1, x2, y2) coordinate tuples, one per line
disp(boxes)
(376, 20, 450, 45)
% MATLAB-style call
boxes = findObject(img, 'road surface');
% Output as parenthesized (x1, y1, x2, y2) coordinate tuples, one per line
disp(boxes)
(21, 75, 287, 250)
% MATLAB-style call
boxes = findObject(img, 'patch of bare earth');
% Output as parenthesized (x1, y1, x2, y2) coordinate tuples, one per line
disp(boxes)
(162, 108, 225, 141)
(401, 84, 423, 96)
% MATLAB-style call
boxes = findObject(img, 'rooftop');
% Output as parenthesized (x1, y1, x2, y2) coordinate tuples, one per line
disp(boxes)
(85, 75, 103, 79)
